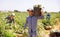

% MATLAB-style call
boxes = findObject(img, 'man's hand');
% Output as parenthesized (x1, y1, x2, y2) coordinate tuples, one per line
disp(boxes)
(22, 29, 26, 33)
(22, 30, 25, 33)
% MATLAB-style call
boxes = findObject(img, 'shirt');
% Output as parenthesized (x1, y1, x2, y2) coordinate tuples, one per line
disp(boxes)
(24, 16, 37, 31)
(46, 13, 50, 20)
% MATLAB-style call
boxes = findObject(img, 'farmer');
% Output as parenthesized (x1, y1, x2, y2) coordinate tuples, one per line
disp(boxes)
(24, 9, 37, 37)
(5, 13, 15, 29)
(46, 13, 50, 20)
(6, 13, 15, 24)
(46, 13, 51, 25)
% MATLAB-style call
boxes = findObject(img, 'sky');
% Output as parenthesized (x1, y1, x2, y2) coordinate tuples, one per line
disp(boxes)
(0, 0, 60, 12)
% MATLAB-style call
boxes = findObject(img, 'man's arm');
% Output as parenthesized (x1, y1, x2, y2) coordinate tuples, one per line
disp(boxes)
(40, 9, 44, 19)
(24, 18, 28, 29)
(5, 17, 8, 19)
(12, 19, 15, 24)
(23, 19, 28, 33)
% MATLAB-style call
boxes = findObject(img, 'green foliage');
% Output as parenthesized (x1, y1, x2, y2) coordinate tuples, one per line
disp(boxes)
(3, 30, 15, 37)
(0, 12, 60, 37)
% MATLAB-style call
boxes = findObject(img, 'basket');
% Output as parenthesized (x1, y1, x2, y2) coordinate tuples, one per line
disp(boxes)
(16, 34, 23, 37)
(50, 32, 60, 37)
(44, 26, 52, 30)
(33, 5, 43, 16)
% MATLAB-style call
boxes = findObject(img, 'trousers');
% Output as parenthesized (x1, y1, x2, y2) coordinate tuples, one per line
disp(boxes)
(29, 29, 36, 37)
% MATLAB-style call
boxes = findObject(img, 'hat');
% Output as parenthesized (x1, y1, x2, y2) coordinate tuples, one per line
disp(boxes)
(11, 13, 15, 16)
(27, 9, 33, 12)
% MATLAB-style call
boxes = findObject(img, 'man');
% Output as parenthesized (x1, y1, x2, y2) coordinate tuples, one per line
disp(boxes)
(6, 13, 15, 24)
(5, 13, 15, 29)
(46, 13, 50, 20)
(24, 9, 37, 37)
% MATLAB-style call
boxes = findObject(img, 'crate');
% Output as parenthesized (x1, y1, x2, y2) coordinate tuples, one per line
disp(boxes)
(50, 32, 60, 37)
(33, 5, 42, 16)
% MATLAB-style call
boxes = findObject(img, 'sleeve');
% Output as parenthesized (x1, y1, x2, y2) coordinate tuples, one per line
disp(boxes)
(24, 18, 28, 29)
(40, 9, 44, 19)
(41, 9, 44, 16)
(13, 19, 15, 23)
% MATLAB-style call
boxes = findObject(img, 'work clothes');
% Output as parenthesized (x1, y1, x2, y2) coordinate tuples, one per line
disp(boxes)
(24, 16, 37, 37)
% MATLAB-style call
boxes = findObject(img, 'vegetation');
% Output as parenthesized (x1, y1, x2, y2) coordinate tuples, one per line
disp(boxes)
(0, 12, 60, 37)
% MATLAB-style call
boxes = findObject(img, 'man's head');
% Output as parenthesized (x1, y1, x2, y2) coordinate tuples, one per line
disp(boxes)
(27, 9, 33, 16)
(11, 13, 15, 17)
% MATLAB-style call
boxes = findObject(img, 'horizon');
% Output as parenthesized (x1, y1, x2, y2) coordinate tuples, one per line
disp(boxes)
(0, 0, 60, 12)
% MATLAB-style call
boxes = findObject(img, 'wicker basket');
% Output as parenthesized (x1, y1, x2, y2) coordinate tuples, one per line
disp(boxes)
(50, 32, 60, 37)
(33, 5, 43, 16)
(16, 32, 28, 37)
(44, 26, 52, 30)
(16, 34, 23, 37)
(33, 6, 42, 16)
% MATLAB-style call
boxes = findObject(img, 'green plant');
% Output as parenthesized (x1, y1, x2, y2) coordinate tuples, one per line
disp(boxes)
(3, 30, 15, 37)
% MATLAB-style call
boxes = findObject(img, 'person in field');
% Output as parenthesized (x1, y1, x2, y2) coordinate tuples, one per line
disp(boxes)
(6, 13, 15, 24)
(5, 13, 15, 29)
(46, 13, 51, 23)
(46, 13, 50, 20)
(24, 9, 37, 37)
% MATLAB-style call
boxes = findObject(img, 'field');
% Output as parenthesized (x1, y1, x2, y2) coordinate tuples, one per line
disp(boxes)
(0, 12, 60, 37)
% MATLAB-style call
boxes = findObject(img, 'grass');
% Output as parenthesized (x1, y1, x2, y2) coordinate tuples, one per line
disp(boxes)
(0, 12, 60, 37)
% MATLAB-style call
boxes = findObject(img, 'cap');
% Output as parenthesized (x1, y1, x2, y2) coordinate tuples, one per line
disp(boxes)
(27, 9, 33, 12)
(12, 13, 15, 16)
